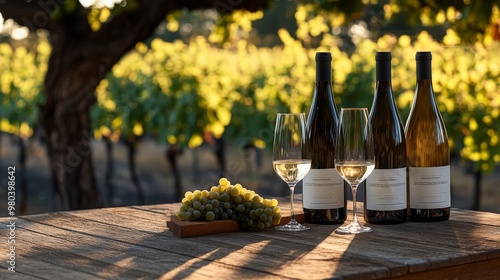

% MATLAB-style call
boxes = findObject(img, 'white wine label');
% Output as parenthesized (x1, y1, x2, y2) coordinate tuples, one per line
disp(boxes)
(366, 168, 407, 211)
(303, 169, 345, 209)
(409, 166, 451, 209)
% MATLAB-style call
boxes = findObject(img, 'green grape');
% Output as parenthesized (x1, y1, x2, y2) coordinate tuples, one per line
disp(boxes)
(252, 195, 262, 203)
(211, 200, 220, 208)
(230, 187, 240, 197)
(252, 202, 262, 210)
(200, 196, 208, 205)
(243, 192, 253, 201)
(259, 213, 268, 222)
(270, 199, 278, 207)
(187, 207, 195, 213)
(199, 205, 206, 212)
(257, 221, 265, 230)
(234, 196, 243, 205)
(221, 212, 229, 220)
(185, 191, 194, 200)
(205, 204, 213, 212)
(201, 190, 209, 197)
(193, 210, 201, 219)
(193, 201, 201, 210)
(223, 202, 231, 209)
(205, 211, 215, 221)
(244, 201, 252, 208)
(213, 207, 220, 214)
(193, 190, 202, 198)
(210, 192, 220, 200)
(249, 209, 256, 219)
(219, 178, 230, 186)
(237, 204, 245, 213)
(220, 193, 230, 202)
(184, 211, 193, 220)
(264, 208, 274, 217)
(255, 208, 264, 217)
(226, 208, 233, 216)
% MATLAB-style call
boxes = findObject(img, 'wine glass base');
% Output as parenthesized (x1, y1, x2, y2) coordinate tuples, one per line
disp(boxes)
(335, 222, 372, 234)
(275, 220, 310, 232)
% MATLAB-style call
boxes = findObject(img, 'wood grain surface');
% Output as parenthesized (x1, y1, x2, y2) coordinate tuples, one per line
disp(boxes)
(0, 201, 499, 279)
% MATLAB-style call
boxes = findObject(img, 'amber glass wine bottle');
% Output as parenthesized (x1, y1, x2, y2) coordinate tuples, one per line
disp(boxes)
(405, 51, 450, 222)
(364, 52, 408, 224)
(303, 52, 347, 224)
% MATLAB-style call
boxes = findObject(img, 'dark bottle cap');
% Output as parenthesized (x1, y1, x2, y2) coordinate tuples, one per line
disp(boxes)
(315, 52, 332, 82)
(375, 52, 391, 61)
(316, 52, 332, 62)
(375, 52, 391, 82)
(416, 51, 432, 61)
(416, 51, 432, 80)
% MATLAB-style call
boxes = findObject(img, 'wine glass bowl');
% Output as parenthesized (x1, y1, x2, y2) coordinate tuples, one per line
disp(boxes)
(335, 108, 375, 234)
(272, 113, 311, 231)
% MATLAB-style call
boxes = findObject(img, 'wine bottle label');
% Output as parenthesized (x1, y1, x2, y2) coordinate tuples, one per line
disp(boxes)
(409, 166, 451, 208)
(366, 168, 407, 211)
(303, 169, 344, 209)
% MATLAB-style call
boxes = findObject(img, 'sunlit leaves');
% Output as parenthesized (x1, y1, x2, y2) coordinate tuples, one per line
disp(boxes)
(0, 40, 48, 138)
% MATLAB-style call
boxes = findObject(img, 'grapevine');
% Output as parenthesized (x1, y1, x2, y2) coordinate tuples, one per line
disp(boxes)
(176, 178, 282, 230)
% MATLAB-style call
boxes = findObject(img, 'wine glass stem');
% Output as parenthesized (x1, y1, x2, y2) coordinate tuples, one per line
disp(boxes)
(289, 184, 296, 222)
(351, 184, 359, 225)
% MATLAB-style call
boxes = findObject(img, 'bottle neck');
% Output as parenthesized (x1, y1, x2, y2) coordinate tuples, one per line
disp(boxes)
(416, 59, 432, 80)
(316, 60, 332, 82)
(376, 59, 391, 82)
(415, 59, 435, 104)
(374, 59, 393, 102)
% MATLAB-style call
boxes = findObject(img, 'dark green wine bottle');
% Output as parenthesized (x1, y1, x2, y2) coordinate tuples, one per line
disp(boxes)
(364, 52, 408, 224)
(303, 52, 347, 224)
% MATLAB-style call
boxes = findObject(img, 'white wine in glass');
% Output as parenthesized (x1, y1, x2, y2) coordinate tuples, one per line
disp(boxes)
(335, 108, 375, 234)
(272, 113, 311, 231)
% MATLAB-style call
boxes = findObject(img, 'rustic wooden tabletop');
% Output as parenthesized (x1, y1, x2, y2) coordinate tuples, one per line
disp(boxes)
(1, 200, 499, 279)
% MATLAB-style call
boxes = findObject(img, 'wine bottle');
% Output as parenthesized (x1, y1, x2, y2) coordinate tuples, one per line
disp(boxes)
(364, 52, 408, 224)
(405, 51, 451, 222)
(303, 52, 347, 224)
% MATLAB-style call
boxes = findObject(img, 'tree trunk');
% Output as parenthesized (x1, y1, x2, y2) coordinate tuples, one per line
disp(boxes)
(17, 136, 28, 214)
(104, 136, 115, 205)
(472, 170, 482, 211)
(40, 23, 105, 210)
(167, 145, 183, 201)
(124, 138, 145, 205)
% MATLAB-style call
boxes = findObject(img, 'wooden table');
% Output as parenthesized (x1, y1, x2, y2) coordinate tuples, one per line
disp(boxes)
(1, 201, 500, 279)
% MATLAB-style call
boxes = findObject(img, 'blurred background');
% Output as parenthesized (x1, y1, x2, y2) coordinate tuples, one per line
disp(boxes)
(0, 0, 499, 216)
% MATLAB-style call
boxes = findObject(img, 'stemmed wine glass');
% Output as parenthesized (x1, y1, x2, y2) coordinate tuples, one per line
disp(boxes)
(272, 113, 312, 231)
(334, 108, 375, 234)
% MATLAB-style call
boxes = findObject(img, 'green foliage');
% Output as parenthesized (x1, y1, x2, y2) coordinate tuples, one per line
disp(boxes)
(1, 29, 498, 173)
(0, 40, 49, 138)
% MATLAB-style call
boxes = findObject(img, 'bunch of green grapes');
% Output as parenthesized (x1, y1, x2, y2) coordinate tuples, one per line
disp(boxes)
(176, 178, 282, 230)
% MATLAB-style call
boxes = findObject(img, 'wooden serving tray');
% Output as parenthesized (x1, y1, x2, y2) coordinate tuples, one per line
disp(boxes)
(167, 211, 305, 238)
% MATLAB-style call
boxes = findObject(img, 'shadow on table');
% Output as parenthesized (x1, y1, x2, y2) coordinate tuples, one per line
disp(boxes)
(330, 216, 490, 279)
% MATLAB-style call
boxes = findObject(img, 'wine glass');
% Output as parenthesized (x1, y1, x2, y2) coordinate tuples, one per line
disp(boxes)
(334, 108, 375, 234)
(272, 113, 311, 231)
